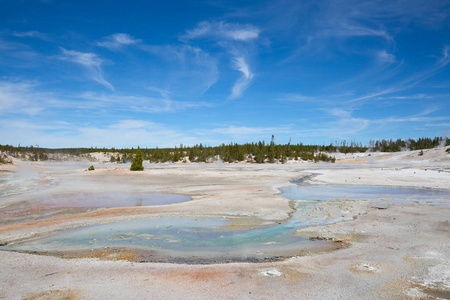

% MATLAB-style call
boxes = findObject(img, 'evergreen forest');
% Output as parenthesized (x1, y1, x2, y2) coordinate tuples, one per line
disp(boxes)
(0, 136, 448, 164)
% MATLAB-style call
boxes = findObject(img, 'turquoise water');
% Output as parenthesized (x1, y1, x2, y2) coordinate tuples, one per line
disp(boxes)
(1, 216, 337, 263)
(1, 185, 448, 263)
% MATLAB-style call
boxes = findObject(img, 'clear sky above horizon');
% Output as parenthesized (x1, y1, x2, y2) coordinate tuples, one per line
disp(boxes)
(1, 0, 450, 148)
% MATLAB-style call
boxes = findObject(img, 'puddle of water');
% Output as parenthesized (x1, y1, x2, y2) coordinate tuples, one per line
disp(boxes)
(41, 192, 190, 208)
(1, 216, 340, 263)
(281, 185, 450, 228)
(0, 192, 191, 225)
(282, 185, 449, 203)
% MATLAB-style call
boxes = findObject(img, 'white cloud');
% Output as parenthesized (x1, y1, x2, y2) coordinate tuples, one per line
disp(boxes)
(226, 29, 260, 41)
(178, 45, 219, 93)
(329, 22, 393, 42)
(350, 88, 397, 103)
(275, 93, 318, 102)
(312, 107, 449, 140)
(0, 118, 199, 148)
(350, 45, 450, 103)
(0, 80, 51, 116)
(330, 108, 352, 118)
(1, 118, 291, 148)
(230, 77, 252, 100)
(182, 21, 260, 100)
(233, 56, 252, 79)
(78, 122, 199, 148)
(229, 56, 254, 99)
(437, 45, 450, 68)
(280, 1, 398, 63)
(182, 21, 211, 39)
(78, 92, 213, 114)
(380, 115, 448, 123)
(374, 94, 431, 100)
(0, 80, 107, 116)
(140, 44, 219, 94)
(108, 120, 151, 130)
(182, 21, 260, 42)
(97, 33, 142, 50)
(12, 31, 47, 40)
(0, 78, 211, 123)
(59, 48, 114, 91)
(376, 50, 396, 64)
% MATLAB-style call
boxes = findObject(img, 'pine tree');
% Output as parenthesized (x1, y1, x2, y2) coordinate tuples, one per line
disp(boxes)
(130, 147, 144, 171)
(269, 135, 275, 163)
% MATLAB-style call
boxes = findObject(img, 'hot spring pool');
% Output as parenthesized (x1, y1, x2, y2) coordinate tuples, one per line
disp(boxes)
(1, 185, 448, 264)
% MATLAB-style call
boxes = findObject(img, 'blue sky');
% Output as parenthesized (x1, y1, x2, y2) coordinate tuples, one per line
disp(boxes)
(1, 0, 450, 148)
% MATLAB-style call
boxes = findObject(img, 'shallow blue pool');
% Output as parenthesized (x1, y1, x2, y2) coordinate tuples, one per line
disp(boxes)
(1, 185, 448, 263)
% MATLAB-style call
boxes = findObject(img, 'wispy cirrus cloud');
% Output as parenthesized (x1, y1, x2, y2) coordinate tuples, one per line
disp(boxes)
(376, 50, 396, 64)
(0, 80, 53, 116)
(79, 92, 213, 114)
(0, 118, 200, 148)
(59, 48, 114, 91)
(437, 45, 450, 68)
(183, 21, 260, 99)
(329, 108, 352, 119)
(275, 93, 323, 103)
(349, 87, 397, 103)
(173, 45, 219, 94)
(322, 21, 393, 42)
(374, 94, 433, 100)
(0, 36, 48, 68)
(349, 45, 450, 103)
(181, 21, 260, 41)
(96, 32, 220, 94)
(0, 77, 216, 148)
(97, 33, 142, 50)
(229, 56, 253, 99)
(141, 44, 219, 94)
(12, 31, 48, 40)
(295, 106, 448, 141)
(76, 121, 199, 148)
(275, 1, 396, 62)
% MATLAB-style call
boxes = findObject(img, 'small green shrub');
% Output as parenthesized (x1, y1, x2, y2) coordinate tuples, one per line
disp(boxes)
(88, 165, 95, 171)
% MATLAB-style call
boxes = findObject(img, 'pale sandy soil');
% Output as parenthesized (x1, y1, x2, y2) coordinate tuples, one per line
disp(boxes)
(0, 147, 449, 299)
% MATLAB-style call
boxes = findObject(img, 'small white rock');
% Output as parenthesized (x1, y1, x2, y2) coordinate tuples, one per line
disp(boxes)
(260, 268, 283, 277)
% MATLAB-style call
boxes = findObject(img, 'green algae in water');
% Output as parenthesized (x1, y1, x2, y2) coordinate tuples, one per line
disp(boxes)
(1, 216, 339, 263)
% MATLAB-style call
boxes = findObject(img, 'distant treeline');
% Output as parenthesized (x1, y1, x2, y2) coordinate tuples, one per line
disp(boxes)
(0, 136, 448, 164)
